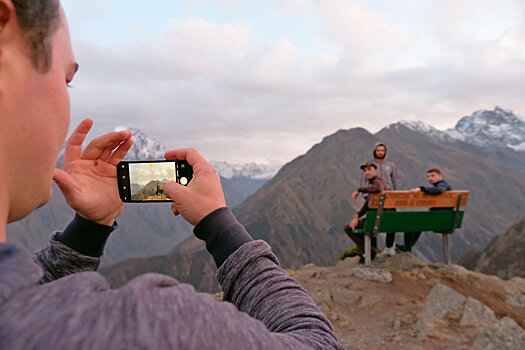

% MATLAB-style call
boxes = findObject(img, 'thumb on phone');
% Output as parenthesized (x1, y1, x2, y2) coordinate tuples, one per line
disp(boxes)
(163, 181, 186, 201)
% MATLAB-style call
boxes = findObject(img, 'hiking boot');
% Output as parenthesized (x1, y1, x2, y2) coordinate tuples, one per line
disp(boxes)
(384, 246, 395, 256)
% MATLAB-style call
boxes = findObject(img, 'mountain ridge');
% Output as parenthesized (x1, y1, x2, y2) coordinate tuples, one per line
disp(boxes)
(397, 106, 525, 153)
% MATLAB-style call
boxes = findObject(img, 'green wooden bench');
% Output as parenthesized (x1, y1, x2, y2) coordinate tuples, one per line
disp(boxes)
(354, 190, 469, 266)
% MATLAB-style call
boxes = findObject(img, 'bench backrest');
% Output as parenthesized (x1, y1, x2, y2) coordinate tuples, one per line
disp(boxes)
(368, 190, 469, 209)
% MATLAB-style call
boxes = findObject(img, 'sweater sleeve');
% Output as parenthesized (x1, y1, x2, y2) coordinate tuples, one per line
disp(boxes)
(33, 214, 116, 284)
(195, 208, 343, 349)
(358, 181, 382, 193)
(218, 242, 344, 349)
(392, 163, 401, 190)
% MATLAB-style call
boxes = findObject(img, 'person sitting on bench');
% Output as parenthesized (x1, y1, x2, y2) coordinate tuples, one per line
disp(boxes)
(344, 162, 386, 264)
(398, 168, 452, 252)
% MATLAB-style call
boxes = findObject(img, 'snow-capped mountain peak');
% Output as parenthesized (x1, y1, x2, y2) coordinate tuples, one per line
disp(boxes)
(446, 107, 525, 151)
(390, 120, 453, 143)
(116, 126, 168, 160)
(387, 107, 525, 152)
(116, 127, 282, 180)
(211, 161, 282, 180)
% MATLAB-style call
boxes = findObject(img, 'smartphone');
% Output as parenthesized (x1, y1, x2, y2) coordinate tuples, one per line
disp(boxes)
(117, 160, 193, 202)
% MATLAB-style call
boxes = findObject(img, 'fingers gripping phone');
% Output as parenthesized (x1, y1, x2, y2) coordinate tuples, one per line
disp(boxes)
(117, 160, 193, 202)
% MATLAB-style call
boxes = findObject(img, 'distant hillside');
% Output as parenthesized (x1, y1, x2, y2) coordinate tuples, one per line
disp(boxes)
(131, 180, 168, 200)
(457, 218, 525, 280)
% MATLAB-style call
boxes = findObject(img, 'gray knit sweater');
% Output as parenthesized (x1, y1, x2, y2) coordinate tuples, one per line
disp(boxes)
(0, 208, 344, 349)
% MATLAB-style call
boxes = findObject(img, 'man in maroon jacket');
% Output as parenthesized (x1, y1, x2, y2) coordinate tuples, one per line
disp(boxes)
(344, 162, 386, 264)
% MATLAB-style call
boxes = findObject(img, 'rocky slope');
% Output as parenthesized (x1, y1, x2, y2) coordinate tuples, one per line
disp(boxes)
(286, 254, 525, 349)
(457, 218, 525, 280)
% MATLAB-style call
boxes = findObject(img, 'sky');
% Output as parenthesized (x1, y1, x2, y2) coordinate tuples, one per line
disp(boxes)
(129, 162, 176, 187)
(62, 0, 525, 164)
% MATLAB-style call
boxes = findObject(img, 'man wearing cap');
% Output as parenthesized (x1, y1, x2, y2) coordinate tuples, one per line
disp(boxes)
(360, 143, 401, 256)
(344, 162, 386, 264)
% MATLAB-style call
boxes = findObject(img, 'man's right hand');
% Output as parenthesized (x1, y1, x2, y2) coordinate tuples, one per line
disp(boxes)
(351, 190, 359, 202)
(163, 148, 226, 226)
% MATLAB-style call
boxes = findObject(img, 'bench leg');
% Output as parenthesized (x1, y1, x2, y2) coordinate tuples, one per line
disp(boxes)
(365, 235, 371, 266)
(443, 234, 451, 265)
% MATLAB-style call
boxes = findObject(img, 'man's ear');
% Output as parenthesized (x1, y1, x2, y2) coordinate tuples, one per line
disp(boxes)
(0, 0, 15, 33)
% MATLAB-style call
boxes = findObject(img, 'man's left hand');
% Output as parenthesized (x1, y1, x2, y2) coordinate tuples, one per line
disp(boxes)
(53, 119, 133, 226)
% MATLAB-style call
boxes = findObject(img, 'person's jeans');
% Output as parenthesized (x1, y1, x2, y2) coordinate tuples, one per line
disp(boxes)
(344, 221, 377, 256)
(403, 232, 422, 251)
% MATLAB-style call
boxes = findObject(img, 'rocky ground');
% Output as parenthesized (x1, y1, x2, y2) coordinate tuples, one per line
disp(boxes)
(218, 252, 525, 349)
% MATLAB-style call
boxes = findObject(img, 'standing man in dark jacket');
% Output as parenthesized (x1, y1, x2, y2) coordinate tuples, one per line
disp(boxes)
(0, 1, 344, 349)
(345, 162, 386, 264)
(361, 143, 401, 256)
(398, 168, 452, 252)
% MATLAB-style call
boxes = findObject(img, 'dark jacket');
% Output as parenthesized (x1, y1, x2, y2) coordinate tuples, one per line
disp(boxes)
(420, 179, 452, 195)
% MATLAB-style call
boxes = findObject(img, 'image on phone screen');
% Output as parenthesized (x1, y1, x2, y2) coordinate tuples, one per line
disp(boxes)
(117, 160, 193, 202)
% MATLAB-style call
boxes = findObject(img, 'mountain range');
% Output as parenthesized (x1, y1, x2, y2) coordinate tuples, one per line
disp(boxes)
(100, 107, 525, 292)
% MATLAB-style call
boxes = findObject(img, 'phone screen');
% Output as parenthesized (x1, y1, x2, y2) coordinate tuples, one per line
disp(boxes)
(117, 160, 193, 202)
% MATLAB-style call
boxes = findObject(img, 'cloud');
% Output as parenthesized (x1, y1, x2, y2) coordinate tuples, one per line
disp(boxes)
(66, 1, 525, 164)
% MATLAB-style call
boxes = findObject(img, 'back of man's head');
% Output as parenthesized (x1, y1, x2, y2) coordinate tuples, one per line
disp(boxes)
(11, 0, 61, 72)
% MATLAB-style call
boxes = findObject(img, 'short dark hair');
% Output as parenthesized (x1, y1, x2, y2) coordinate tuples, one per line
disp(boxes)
(427, 168, 442, 175)
(12, 0, 61, 72)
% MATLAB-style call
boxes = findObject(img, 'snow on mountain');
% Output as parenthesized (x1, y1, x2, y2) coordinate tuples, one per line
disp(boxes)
(116, 126, 168, 160)
(116, 127, 281, 180)
(211, 161, 282, 180)
(445, 107, 525, 151)
(396, 120, 454, 143)
(392, 107, 525, 152)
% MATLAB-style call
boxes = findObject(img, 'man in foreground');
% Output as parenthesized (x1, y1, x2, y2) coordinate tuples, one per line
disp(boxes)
(0, 1, 343, 349)
(344, 162, 386, 264)
(398, 168, 452, 252)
